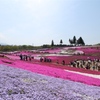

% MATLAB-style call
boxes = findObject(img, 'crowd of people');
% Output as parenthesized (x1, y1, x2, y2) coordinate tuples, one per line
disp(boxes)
(70, 58, 100, 71)
(19, 54, 34, 61)
(19, 54, 100, 71)
(19, 54, 52, 63)
(40, 57, 52, 63)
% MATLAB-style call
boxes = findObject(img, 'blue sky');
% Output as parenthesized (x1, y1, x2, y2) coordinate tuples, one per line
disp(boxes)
(0, 0, 100, 46)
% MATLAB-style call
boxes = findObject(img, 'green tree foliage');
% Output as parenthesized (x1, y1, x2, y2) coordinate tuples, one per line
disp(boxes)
(69, 36, 85, 46)
(60, 39, 63, 45)
(77, 37, 85, 45)
(51, 40, 54, 46)
(69, 39, 73, 45)
(73, 36, 77, 45)
(0, 45, 34, 52)
(42, 44, 51, 48)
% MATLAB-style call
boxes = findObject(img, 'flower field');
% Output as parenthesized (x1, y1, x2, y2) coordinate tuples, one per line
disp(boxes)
(0, 64, 100, 100)
(0, 46, 100, 100)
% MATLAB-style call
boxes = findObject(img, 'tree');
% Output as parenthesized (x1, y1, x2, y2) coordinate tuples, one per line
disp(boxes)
(51, 40, 54, 46)
(69, 39, 73, 45)
(77, 37, 85, 45)
(73, 36, 77, 45)
(60, 39, 63, 45)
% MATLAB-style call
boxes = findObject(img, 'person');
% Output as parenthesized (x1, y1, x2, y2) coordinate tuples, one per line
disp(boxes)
(44, 57, 47, 62)
(40, 57, 43, 62)
(98, 65, 100, 71)
(19, 54, 22, 60)
(25, 55, 28, 61)
(29, 56, 32, 61)
(31, 56, 34, 59)
(62, 60, 65, 65)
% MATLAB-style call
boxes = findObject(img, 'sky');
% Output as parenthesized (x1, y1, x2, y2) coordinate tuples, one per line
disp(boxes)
(0, 0, 100, 46)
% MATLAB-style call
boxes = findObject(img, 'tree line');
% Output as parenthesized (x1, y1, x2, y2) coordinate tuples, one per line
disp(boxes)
(51, 36, 85, 47)
(69, 36, 85, 46)
(0, 45, 35, 52)
(0, 36, 85, 51)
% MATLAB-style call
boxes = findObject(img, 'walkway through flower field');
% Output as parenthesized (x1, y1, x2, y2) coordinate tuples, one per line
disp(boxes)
(64, 70, 100, 79)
